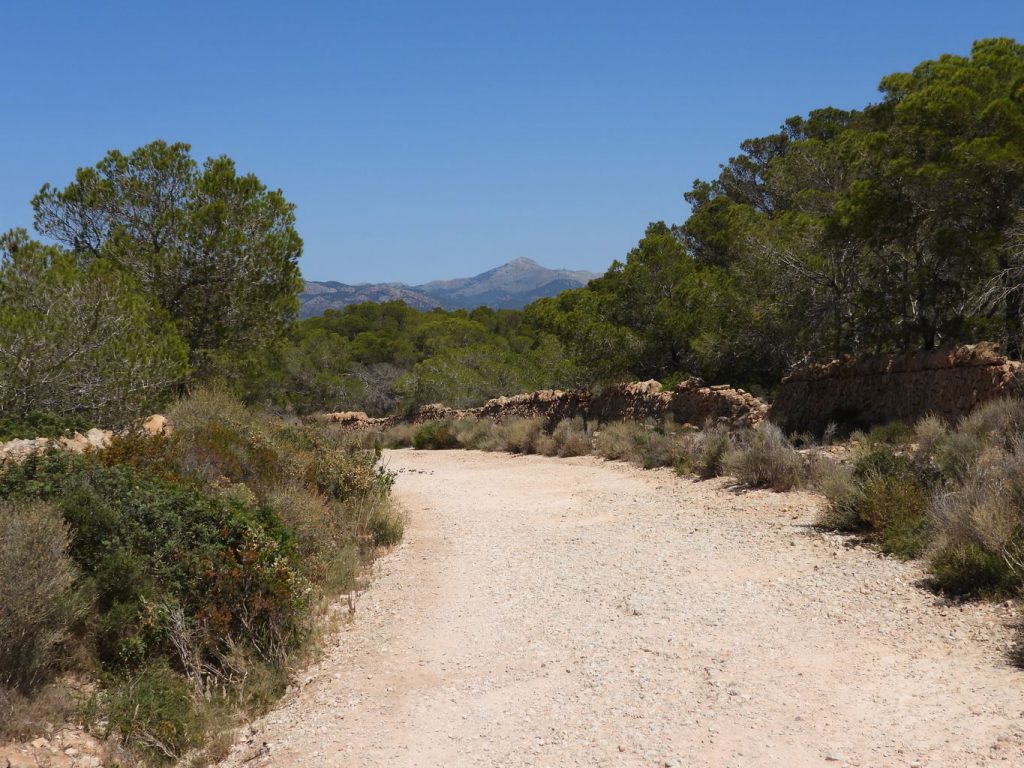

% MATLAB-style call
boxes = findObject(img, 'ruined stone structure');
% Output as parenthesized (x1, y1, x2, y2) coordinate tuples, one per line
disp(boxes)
(769, 342, 1024, 434)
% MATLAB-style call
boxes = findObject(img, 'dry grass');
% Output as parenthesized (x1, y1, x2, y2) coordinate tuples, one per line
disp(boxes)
(723, 423, 804, 491)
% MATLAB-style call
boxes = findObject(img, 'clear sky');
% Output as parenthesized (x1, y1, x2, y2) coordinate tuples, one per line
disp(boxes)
(3, 1, 1023, 283)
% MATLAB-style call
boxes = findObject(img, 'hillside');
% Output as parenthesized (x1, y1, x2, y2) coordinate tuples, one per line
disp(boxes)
(299, 257, 598, 317)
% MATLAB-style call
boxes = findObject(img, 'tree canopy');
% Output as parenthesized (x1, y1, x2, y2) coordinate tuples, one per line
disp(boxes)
(32, 140, 303, 377)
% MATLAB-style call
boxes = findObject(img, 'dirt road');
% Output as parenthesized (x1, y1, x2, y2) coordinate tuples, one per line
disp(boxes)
(221, 450, 1024, 767)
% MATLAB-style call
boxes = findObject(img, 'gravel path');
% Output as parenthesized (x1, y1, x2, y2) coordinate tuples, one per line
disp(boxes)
(220, 450, 1024, 767)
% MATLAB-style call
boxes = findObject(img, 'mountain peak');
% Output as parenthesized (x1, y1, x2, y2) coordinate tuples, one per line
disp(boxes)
(299, 259, 599, 317)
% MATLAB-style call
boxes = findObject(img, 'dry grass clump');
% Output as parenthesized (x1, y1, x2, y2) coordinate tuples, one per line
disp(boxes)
(548, 417, 592, 457)
(0, 500, 87, 693)
(676, 423, 734, 479)
(927, 447, 1024, 596)
(498, 418, 547, 454)
(594, 421, 647, 462)
(723, 423, 804, 491)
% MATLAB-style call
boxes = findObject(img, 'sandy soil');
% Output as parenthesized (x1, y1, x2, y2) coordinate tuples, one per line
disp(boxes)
(220, 450, 1024, 767)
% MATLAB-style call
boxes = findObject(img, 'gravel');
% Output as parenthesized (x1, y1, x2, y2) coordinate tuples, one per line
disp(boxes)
(219, 450, 1024, 767)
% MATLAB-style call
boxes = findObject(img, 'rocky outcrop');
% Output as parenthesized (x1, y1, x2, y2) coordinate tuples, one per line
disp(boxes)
(770, 342, 1024, 433)
(0, 414, 171, 464)
(0, 428, 113, 465)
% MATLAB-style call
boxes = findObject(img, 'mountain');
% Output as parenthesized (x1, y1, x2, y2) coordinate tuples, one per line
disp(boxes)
(299, 258, 599, 318)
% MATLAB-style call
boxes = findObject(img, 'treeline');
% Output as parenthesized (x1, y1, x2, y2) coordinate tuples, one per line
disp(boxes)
(230, 38, 1024, 416)
(529, 38, 1024, 390)
(1, 140, 302, 429)
(5, 39, 1024, 426)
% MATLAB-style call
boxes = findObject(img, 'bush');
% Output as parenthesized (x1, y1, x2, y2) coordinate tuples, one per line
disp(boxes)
(265, 483, 344, 579)
(678, 424, 734, 479)
(0, 500, 87, 692)
(500, 418, 546, 454)
(959, 397, 1024, 450)
(913, 414, 948, 455)
(309, 445, 381, 501)
(369, 502, 406, 547)
(0, 410, 90, 442)
(166, 387, 300, 488)
(413, 421, 460, 450)
(927, 448, 1024, 596)
(549, 417, 592, 457)
(866, 420, 915, 445)
(816, 445, 931, 557)
(929, 540, 1016, 598)
(594, 421, 646, 462)
(858, 473, 931, 558)
(813, 461, 863, 532)
(724, 423, 804, 491)
(105, 660, 204, 762)
(380, 422, 417, 448)
(0, 451, 306, 669)
(451, 419, 499, 451)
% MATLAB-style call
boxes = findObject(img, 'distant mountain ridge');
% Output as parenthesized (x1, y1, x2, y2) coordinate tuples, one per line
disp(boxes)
(299, 257, 598, 317)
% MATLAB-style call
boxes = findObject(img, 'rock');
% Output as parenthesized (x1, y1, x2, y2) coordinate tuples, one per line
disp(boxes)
(141, 413, 171, 435)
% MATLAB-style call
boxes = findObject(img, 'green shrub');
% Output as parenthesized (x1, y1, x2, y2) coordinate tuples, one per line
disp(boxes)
(309, 445, 381, 501)
(413, 421, 460, 450)
(265, 483, 342, 579)
(858, 474, 931, 558)
(0, 411, 90, 442)
(927, 448, 1024, 596)
(451, 419, 498, 451)
(369, 503, 405, 547)
(929, 540, 1016, 597)
(379, 422, 417, 448)
(105, 660, 203, 762)
(686, 425, 734, 479)
(0, 500, 88, 692)
(913, 414, 948, 455)
(813, 461, 864, 532)
(866, 420, 915, 445)
(724, 423, 804, 491)
(0, 451, 306, 669)
(167, 387, 299, 488)
(959, 397, 1024, 450)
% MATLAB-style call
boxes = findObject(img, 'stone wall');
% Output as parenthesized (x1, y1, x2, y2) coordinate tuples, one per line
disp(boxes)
(324, 379, 767, 432)
(769, 342, 1024, 434)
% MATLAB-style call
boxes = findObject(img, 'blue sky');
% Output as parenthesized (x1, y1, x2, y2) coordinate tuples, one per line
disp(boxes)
(3, 2, 1023, 283)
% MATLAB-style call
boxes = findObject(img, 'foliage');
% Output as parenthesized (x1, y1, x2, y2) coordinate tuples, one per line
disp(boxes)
(0, 389, 400, 759)
(32, 141, 303, 378)
(0, 231, 188, 426)
(413, 421, 460, 450)
(0, 410, 90, 442)
(521, 40, 1024, 390)
(104, 660, 204, 761)
(0, 500, 87, 692)
(548, 417, 592, 457)
(723, 423, 805, 491)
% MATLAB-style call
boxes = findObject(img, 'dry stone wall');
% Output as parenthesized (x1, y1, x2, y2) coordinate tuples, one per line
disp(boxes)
(770, 342, 1024, 434)
(324, 379, 767, 432)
